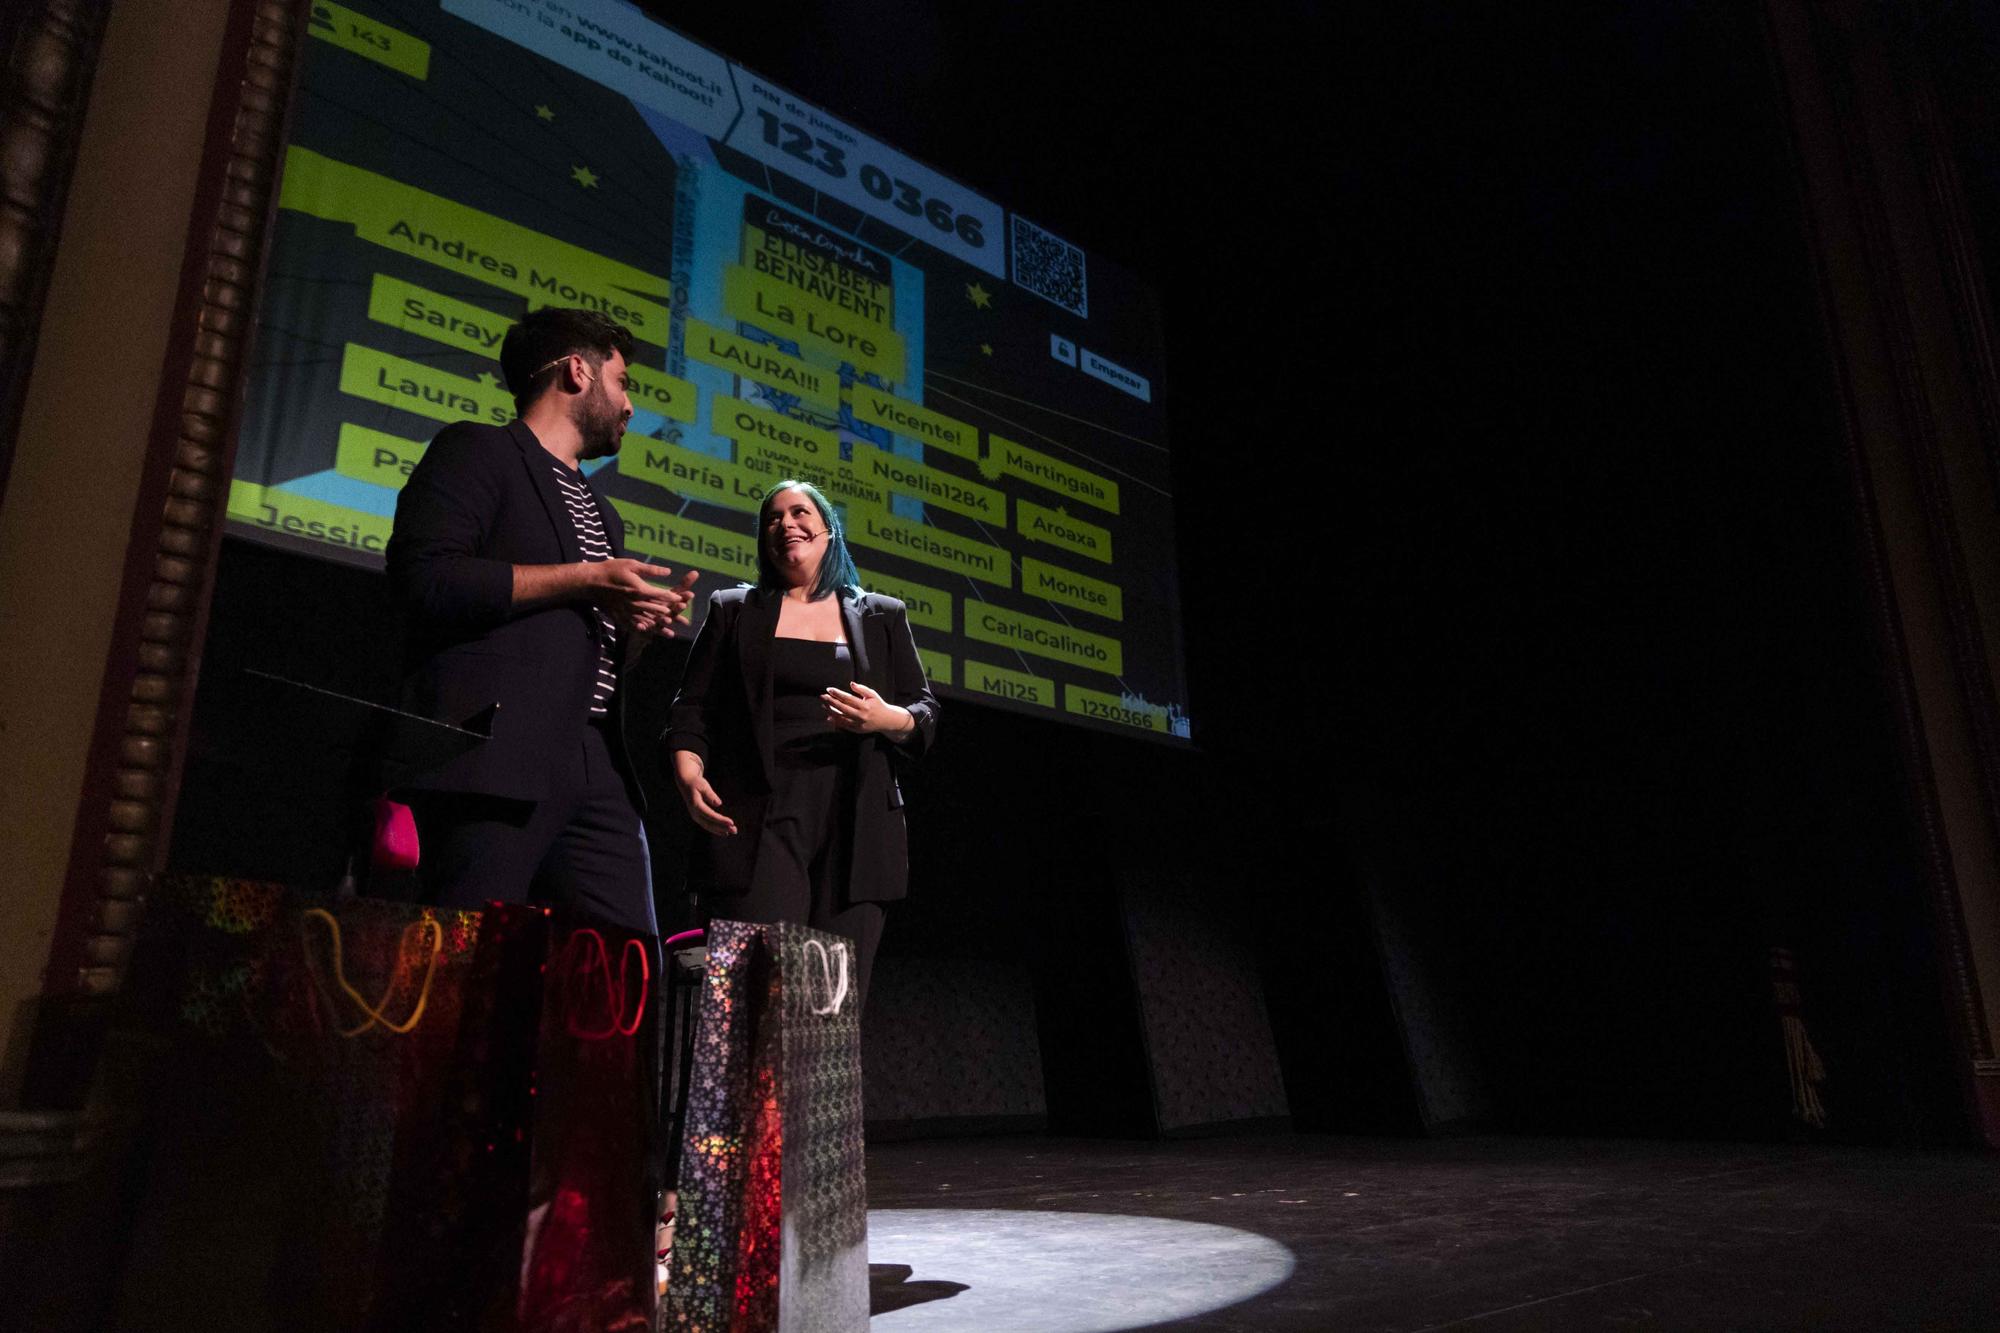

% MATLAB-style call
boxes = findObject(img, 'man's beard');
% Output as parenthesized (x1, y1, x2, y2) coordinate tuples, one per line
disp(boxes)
(573, 382, 626, 460)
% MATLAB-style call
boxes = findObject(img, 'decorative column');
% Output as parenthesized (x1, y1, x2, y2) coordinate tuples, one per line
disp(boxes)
(0, 1, 312, 1316)
(0, 0, 113, 506)
(18, 0, 308, 1108)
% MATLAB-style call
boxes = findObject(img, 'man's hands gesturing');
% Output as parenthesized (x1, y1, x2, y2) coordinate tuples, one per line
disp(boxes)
(511, 560, 699, 636)
(588, 561, 698, 636)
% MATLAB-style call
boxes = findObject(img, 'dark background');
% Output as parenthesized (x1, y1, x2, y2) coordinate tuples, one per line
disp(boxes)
(172, 0, 2000, 1145)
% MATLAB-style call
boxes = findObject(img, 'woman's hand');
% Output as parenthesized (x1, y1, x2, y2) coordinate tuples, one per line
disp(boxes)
(671, 749, 736, 836)
(822, 682, 915, 742)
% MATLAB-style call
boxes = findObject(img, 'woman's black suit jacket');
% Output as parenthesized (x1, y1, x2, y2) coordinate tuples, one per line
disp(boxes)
(663, 585, 938, 903)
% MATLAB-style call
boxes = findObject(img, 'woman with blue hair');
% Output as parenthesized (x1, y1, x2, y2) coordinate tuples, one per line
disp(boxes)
(664, 479, 939, 1011)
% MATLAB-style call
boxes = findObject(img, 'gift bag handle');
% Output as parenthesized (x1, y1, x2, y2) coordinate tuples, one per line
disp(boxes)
(559, 927, 650, 1039)
(299, 908, 443, 1037)
(802, 938, 850, 1017)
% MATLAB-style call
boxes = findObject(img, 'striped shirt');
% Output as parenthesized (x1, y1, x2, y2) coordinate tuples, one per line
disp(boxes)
(550, 463, 618, 717)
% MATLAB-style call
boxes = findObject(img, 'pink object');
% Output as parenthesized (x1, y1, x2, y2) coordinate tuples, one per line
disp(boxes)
(555, 927, 650, 1039)
(371, 797, 421, 870)
(662, 928, 706, 951)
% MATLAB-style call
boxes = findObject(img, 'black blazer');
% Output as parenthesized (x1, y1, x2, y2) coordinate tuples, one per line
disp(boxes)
(664, 585, 938, 903)
(385, 418, 632, 803)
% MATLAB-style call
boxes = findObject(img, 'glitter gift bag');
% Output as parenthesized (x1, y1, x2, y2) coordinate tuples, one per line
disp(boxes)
(665, 919, 869, 1333)
(266, 895, 550, 1333)
(131, 883, 551, 1333)
(515, 921, 660, 1333)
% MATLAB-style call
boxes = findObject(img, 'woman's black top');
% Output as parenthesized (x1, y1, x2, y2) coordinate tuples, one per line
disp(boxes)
(770, 637, 858, 767)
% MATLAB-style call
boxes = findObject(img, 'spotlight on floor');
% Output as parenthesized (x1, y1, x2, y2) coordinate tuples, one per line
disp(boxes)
(867, 1208, 1297, 1331)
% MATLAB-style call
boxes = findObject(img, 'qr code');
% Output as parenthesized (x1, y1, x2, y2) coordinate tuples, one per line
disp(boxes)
(1011, 215, 1088, 318)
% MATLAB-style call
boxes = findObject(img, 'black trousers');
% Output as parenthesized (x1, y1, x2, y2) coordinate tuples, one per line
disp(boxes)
(701, 752, 884, 1014)
(410, 720, 657, 936)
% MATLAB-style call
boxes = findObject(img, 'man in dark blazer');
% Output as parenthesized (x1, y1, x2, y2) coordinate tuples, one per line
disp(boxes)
(385, 306, 695, 934)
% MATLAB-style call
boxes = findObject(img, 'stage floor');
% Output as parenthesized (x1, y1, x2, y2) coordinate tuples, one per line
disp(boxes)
(860, 1133, 1999, 1331)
